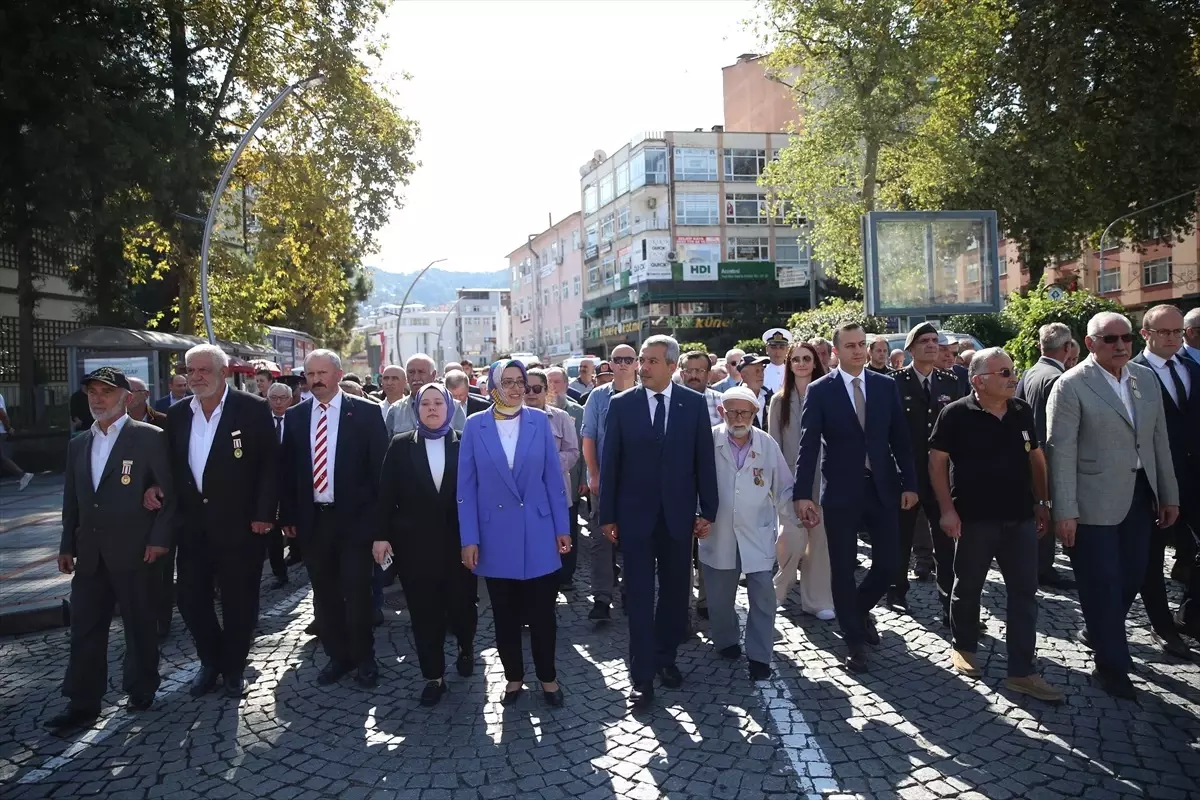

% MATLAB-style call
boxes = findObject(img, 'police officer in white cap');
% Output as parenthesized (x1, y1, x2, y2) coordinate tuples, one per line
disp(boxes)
(761, 328, 793, 394)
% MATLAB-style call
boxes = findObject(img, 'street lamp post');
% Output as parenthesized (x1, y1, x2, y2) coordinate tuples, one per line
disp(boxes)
(433, 295, 467, 365)
(393, 257, 448, 364)
(1097, 187, 1199, 290)
(198, 74, 326, 343)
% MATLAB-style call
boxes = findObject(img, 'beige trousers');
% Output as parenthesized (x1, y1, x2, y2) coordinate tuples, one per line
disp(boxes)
(774, 516, 834, 614)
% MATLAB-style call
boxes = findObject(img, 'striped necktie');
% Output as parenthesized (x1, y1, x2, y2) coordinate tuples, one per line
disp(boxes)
(313, 404, 329, 495)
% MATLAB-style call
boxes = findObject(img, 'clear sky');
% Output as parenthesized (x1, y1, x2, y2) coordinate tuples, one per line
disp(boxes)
(371, 0, 761, 274)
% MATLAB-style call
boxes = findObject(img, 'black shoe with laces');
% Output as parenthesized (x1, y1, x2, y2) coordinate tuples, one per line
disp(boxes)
(748, 660, 772, 681)
(44, 706, 100, 733)
(862, 614, 880, 646)
(420, 680, 446, 707)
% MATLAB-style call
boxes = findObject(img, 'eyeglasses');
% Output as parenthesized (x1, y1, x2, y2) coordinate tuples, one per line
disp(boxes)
(725, 409, 756, 421)
(980, 368, 1018, 378)
(524, 384, 545, 395)
(790, 355, 814, 364)
(1147, 328, 1184, 337)
(1100, 333, 1135, 344)
(682, 367, 708, 375)
(499, 379, 526, 390)
(611, 356, 635, 365)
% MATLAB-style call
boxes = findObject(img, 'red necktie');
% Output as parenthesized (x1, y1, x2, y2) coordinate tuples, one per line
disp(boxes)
(313, 403, 329, 495)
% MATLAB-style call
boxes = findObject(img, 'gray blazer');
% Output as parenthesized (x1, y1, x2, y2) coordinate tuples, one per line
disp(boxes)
(60, 418, 176, 575)
(1046, 356, 1178, 525)
(386, 394, 466, 436)
(1016, 355, 1065, 446)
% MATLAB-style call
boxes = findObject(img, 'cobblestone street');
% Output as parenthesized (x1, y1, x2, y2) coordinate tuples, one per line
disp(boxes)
(2, 508, 1199, 800)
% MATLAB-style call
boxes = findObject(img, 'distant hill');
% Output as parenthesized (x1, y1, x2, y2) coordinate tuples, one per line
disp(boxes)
(363, 266, 509, 310)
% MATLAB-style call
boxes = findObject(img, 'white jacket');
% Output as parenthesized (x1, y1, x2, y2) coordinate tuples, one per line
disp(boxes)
(699, 425, 799, 573)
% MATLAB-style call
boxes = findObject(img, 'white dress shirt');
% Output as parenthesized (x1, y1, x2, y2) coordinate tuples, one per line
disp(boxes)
(496, 417, 520, 468)
(90, 413, 130, 490)
(1099, 365, 1141, 468)
(311, 392, 343, 503)
(837, 367, 868, 405)
(425, 436, 446, 491)
(1143, 350, 1191, 406)
(763, 361, 785, 393)
(188, 386, 229, 492)
(646, 382, 674, 431)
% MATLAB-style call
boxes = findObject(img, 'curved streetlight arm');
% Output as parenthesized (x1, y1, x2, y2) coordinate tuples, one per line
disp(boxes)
(393, 257, 447, 363)
(433, 295, 467, 364)
(199, 74, 326, 343)
(1098, 187, 1199, 285)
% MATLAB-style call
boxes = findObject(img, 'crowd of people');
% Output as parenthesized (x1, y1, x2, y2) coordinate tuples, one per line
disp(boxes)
(43, 304, 1200, 731)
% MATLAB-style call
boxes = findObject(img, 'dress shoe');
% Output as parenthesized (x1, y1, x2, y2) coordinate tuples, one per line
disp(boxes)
(950, 649, 981, 677)
(125, 694, 154, 711)
(862, 614, 880, 646)
(914, 566, 933, 581)
(456, 647, 475, 677)
(272, 575, 289, 590)
(885, 589, 908, 611)
(304, 621, 319, 637)
(1091, 667, 1136, 700)
(1152, 630, 1193, 660)
(658, 665, 683, 688)
(44, 707, 99, 733)
(420, 680, 447, 707)
(748, 660, 772, 681)
(629, 682, 654, 709)
(1005, 674, 1064, 703)
(373, 608, 385, 628)
(542, 685, 565, 707)
(356, 661, 379, 689)
(844, 647, 869, 673)
(719, 645, 742, 660)
(317, 661, 354, 685)
(588, 601, 611, 621)
(500, 685, 524, 706)
(189, 665, 221, 697)
(1175, 606, 1200, 640)
(224, 675, 247, 698)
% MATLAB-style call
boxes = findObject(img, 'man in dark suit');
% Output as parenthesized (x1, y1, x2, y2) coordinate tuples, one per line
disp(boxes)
(1015, 322, 1074, 588)
(124, 376, 174, 637)
(600, 335, 718, 710)
(159, 344, 277, 700)
(154, 373, 191, 413)
(1135, 305, 1200, 657)
(264, 382, 297, 588)
(280, 349, 389, 688)
(45, 367, 175, 733)
(888, 323, 965, 616)
(794, 322, 919, 673)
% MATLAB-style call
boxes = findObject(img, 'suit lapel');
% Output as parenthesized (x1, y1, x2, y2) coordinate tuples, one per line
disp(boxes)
(409, 431, 439, 498)
(202, 392, 238, 487)
(478, 414, 521, 497)
(442, 432, 460, 501)
(513, 410, 538, 479)
(334, 398, 354, 493)
(1081, 361, 1135, 429)
(295, 401, 314, 478)
(831, 370, 865, 437)
(82, 430, 97, 497)
(96, 422, 133, 490)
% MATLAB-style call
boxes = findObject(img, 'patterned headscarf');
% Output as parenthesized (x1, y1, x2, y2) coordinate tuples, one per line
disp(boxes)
(414, 382, 454, 440)
(488, 359, 526, 420)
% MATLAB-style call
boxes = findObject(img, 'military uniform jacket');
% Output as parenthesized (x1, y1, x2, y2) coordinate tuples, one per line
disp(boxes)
(60, 418, 176, 575)
(893, 365, 964, 486)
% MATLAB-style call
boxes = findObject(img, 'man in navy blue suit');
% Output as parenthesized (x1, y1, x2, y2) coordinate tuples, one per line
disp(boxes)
(280, 349, 388, 689)
(794, 322, 919, 673)
(600, 334, 718, 710)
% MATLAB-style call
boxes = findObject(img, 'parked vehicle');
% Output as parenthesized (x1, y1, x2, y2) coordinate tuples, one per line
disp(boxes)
(562, 355, 601, 380)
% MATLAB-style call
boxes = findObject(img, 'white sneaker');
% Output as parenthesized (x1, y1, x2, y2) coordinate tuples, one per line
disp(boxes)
(816, 609, 836, 621)
(19, 473, 33, 491)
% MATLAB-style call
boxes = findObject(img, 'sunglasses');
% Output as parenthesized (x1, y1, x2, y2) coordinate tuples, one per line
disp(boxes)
(611, 356, 635, 365)
(790, 355, 814, 364)
(1099, 333, 1135, 345)
(980, 368, 1018, 378)
(524, 384, 545, 395)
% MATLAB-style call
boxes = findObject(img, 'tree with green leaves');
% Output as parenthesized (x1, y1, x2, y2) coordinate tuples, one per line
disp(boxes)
(1001, 286, 1131, 371)
(785, 298, 887, 342)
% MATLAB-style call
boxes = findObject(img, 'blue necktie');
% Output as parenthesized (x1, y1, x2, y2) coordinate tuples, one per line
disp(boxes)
(653, 393, 666, 440)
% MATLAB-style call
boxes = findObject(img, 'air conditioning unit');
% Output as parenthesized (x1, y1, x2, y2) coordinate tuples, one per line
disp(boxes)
(520, 313, 531, 323)
(646, 197, 658, 209)
(666, 251, 678, 262)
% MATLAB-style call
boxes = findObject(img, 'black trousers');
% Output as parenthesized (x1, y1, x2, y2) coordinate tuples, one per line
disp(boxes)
(557, 501, 581, 584)
(265, 528, 287, 580)
(151, 543, 177, 631)
(401, 564, 478, 680)
(305, 507, 375, 666)
(486, 572, 558, 683)
(1141, 503, 1200, 634)
(1036, 521, 1058, 580)
(951, 519, 1039, 676)
(897, 488, 954, 609)
(824, 477, 900, 648)
(64, 557, 160, 711)
(622, 514, 693, 684)
(177, 533, 265, 678)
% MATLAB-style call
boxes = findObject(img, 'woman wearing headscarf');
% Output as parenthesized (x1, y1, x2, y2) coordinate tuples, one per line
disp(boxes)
(458, 359, 572, 706)
(374, 382, 477, 706)
(768, 341, 835, 619)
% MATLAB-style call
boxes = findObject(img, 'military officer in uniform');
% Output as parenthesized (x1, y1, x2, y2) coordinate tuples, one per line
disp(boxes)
(888, 323, 967, 618)
(46, 367, 176, 733)
(762, 328, 793, 394)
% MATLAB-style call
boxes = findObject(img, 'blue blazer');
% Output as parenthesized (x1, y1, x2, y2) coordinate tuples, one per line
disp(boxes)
(598, 385, 719, 540)
(794, 369, 917, 509)
(278, 393, 388, 542)
(457, 408, 570, 580)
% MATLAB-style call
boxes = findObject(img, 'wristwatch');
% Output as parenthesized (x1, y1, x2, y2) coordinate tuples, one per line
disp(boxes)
(1037, 499, 1053, 509)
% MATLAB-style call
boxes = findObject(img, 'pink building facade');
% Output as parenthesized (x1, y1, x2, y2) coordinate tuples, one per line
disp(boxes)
(507, 212, 585, 362)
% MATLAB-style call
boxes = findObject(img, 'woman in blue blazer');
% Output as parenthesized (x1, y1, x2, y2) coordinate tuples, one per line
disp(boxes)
(458, 359, 572, 706)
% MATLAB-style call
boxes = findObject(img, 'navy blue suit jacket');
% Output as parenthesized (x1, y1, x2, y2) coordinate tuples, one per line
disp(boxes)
(278, 393, 388, 541)
(793, 368, 917, 509)
(1133, 352, 1200, 494)
(598, 384, 718, 539)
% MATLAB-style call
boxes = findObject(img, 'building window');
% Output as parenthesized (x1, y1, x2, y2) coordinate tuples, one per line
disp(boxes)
(674, 148, 718, 181)
(724, 149, 767, 182)
(726, 193, 767, 225)
(599, 174, 614, 207)
(677, 301, 710, 315)
(588, 265, 600, 287)
(1098, 267, 1121, 294)
(966, 262, 980, 284)
(552, 284, 560, 303)
(726, 236, 770, 261)
(576, 321, 582, 342)
(630, 147, 667, 188)
(616, 162, 630, 196)
(1143, 256, 1172, 287)
(675, 193, 720, 226)
(616, 207, 630, 237)
(572, 230, 581, 251)
(561, 280, 569, 299)
(602, 257, 616, 284)
(776, 235, 805, 266)
(583, 185, 598, 215)
(998, 256, 1007, 276)
(573, 275, 581, 296)
(601, 213, 615, 241)
(586, 224, 598, 247)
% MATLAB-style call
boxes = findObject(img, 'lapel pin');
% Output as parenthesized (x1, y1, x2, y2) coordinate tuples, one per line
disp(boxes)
(233, 432, 244, 458)
(121, 459, 133, 485)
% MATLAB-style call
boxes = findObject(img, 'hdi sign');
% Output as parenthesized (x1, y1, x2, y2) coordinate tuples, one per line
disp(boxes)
(684, 262, 718, 281)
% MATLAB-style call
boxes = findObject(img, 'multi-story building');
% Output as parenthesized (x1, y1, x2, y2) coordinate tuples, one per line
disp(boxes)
(355, 303, 461, 372)
(722, 53, 800, 133)
(456, 288, 511, 366)
(578, 130, 813, 356)
(507, 213, 585, 362)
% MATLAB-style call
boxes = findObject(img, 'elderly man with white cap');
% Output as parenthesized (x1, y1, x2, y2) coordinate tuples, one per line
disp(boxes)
(699, 385, 799, 681)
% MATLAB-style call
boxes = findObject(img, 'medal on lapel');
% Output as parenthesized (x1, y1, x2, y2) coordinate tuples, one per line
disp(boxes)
(121, 460, 133, 485)
(1131, 376, 1141, 399)
(753, 467, 764, 487)
(232, 429, 243, 459)
(1021, 430, 1031, 452)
